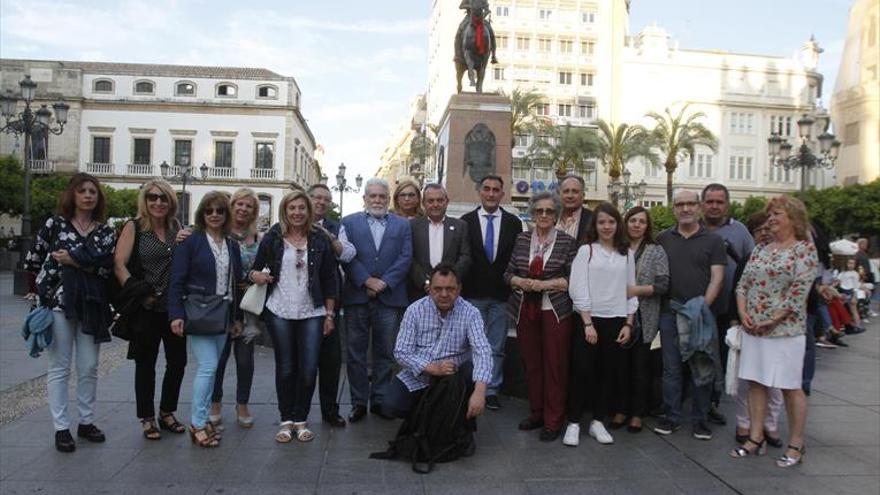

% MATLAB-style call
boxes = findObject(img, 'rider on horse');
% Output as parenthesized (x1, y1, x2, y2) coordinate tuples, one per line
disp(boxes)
(455, 0, 498, 66)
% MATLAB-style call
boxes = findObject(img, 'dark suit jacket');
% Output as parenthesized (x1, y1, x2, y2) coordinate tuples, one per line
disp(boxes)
(573, 207, 593, 246)
(341, 212, 412, 308)
(408, 216, 471, 300)
(460, 207, 523, 301)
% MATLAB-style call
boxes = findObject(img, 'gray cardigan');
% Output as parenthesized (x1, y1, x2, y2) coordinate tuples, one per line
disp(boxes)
(634, 243, 669, 344)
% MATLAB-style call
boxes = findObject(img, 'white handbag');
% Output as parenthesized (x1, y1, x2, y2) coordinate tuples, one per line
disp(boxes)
(239, 269, 269, 315)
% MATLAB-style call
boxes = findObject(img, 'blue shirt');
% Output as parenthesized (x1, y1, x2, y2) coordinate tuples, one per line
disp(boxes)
(366, 213, 388, 251)
(394, 296, 493, 392)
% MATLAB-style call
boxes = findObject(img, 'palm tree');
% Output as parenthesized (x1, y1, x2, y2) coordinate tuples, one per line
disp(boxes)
(646, 104, 719, 205)
(527, 123, 597, 180)
(589, 119, 657, 206)
(505, 88, 550, 145)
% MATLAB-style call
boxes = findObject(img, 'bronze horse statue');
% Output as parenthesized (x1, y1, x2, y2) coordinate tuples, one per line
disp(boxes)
(455, 0, 497, 93)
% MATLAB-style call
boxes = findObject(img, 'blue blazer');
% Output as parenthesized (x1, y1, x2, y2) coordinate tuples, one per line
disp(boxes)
(168, 231, 243, 323)
(341, 212, 412, 308)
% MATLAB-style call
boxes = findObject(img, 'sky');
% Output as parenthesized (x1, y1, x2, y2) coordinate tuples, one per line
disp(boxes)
(0, 0, 853, 214)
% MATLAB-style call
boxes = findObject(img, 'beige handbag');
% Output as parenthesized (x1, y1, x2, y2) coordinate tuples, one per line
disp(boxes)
(239, 269, 269, 315)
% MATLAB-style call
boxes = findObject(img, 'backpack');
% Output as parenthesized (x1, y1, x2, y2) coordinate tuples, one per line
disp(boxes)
(369, 373, 476, 474)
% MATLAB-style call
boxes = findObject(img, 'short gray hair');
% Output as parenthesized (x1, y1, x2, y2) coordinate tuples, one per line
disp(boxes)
(560, 174, 585, 192)
(528, 191, 562, 218)
(422, 183, 447, 198)
(364, 177, 390, 195)
(672, 188, 699, 204)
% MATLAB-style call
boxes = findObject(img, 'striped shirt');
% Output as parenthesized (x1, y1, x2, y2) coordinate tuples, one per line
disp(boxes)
(394, 296, 493, 392)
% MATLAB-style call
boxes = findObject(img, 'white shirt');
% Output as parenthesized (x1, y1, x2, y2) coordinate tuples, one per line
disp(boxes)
(478, 206, 502, 261)
(837, 270, 860, 291)
(207, 236, 231, 297)
(569, 243, 638, 318)
(266, 240, 326, 320)
(428, 217, 446, 268)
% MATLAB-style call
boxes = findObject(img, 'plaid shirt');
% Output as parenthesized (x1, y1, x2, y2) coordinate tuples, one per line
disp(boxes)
(394, 296, 493, 392)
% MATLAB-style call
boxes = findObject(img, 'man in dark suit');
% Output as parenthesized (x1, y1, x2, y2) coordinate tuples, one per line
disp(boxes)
(460, 174, 523, 410)
(556, 174, 592, 244)
(409, 184, 471, 301)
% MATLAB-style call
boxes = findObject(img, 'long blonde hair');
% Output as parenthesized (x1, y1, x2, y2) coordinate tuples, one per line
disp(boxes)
(136, 179, 180, 232)
(278, 190, 314, 234)
(229, 187, 260, 232)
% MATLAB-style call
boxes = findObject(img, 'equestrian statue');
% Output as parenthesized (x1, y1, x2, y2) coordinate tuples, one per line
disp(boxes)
(455, 0, 498, 94)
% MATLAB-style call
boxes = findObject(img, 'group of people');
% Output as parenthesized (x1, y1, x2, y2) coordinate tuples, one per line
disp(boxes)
(25, 171, 871, 470)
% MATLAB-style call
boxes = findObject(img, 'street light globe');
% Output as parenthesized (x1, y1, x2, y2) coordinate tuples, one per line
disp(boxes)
(199, 162, 209, 179)
(19, 75, 37, 102)
(160, 160, 170, 177)
(35, 105, 51, 126)
(355, 174, 363, 189)
(797, 114, 815, 139)
(52, 101, 70, 124)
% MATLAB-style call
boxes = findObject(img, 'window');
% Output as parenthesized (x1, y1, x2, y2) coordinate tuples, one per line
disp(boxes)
(133, 138, 151, 165)
(535, 103, 550, 116)
(644, 159, 662, 178)
(175, 81, 196, 96)
(216, 83, 237, 97)
(516, 37, 530, 51)
(558, 72, 572, 85)
(557, 104, 572, 117)
(580, 73, 594, 86)
(255, 143, 275, 169)
(495, 5, 509, 17)
(769, 165, 793, 183)
(493, 67, 505, 80)
(256, 85, 278, 98)
(496, 35, 508, 49)
(689, 154, 713, 178)
(643, 200, 664, 208)
(559, 40, 573, 53)
(769, 115, 793, 137)
(582, 11, 596, 23)
(539, 9, 552, 20)
(578, 104, 594, 119)
(514, 134, 529, 147)
(729, 112, 754, 134)
(92, 137, 111, 163)
(134, 80, 154, 94)
(581, 40, 595, 55)
(538, 38, 552, 52)
(215, 141, 233, 168)
(729, 155, 753, 180)
(93, 79, 114, 93)
(174, 140, 192, 167)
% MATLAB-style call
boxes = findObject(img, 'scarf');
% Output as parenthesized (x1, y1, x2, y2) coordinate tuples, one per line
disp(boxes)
(521, 230, 555, 321)
(472, 15, 487, 55)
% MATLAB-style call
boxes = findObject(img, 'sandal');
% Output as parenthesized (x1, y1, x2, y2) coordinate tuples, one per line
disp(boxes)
(293, 421, 314, 442)
(776, 444, 805, 468)
(205, 421, 222, 440)
(208, 413, 224, 431)
(729, 437, 766, 458)
(275, 421, 295, 443)
(159, 412, 186, 434)
(190, 425, 219, 448)
(141, 418, 161, 440)
(236, 404, 254, 429)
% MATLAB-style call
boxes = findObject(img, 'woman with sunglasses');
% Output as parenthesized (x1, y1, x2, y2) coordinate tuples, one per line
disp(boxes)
(391, 178, 424, 219)
(504, 191, 578, 442)
(115, 179, 188, 440)
(168, 192, 244, 448)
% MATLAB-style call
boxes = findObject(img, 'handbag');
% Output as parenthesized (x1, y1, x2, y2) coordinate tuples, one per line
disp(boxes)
(239, 269, 268, 315)
(184, 247, 233, 336)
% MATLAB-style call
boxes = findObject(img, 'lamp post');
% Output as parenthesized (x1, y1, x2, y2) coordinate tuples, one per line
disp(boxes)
(328, 163, 363, 216)
(767, 107, 840, 192)
(1, 75, 69, 294)
(606, 168, 646, 210)
(160, 158, 209, 226)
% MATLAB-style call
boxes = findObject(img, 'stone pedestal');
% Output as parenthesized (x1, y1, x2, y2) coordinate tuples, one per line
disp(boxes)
(436, 93, 511, 216)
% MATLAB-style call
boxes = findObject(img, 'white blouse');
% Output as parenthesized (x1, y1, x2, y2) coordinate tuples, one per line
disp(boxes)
(266, 239, 326, 320)
(568, 243, 638, 318)
(208, 237, 230, 297)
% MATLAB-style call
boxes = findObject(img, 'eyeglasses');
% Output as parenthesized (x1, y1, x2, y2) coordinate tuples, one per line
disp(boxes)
(533, 208, 556, 217)
(204, 207, 226, 216)
(145, 193, 168, 203)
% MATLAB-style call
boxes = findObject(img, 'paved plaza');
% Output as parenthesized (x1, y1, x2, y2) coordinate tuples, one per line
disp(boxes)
(0, 272, 878, 494)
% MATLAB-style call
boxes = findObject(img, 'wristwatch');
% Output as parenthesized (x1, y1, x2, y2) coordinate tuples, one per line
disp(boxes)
(325, 314, 335, 320)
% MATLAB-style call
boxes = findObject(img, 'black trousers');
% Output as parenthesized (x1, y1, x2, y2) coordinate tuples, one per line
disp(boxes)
(133, 310, 187, 419)
(318, 325, 343, 417)
(567, 316, 629, 422)
(627, 341, 653, 418)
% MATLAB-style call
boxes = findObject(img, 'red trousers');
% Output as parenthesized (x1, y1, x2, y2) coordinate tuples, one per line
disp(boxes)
(827, 298, 853, 330)
(517, 309, 572, 431)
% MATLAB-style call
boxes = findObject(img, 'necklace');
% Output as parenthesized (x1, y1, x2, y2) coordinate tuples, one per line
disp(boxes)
(72, 217, 94, 235)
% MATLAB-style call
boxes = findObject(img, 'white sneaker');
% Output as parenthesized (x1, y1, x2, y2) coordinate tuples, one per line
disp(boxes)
(589, 420, 614, 445)
(562, 423, 580, 447)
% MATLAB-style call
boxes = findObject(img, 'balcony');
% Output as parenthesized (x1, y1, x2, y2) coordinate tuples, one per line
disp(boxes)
(28, 159, 56, 174)
(250, 168, 276, 180)
(206, 166, 236, 179)
(85, 162, 115, 175)
(126, 163, 154, 176)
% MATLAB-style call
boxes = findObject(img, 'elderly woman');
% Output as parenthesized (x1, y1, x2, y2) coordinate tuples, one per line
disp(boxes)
(391, 178, 424, 219)
(731, 196, 818, 467)
(26, 173, 116, 453)
(114, 179, 187, 440)
(504, 191, 577, 442)
(168, 192, 244, 448)
(248, 190, 338, 443)
(210, 188, 262, 429)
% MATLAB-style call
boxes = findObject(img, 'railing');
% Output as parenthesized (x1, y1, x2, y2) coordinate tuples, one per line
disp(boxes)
(207, 166, 236, 179)
(126, 163, 154, 176)
(28, 160, 56, 174)
(85, 162, 114, 175)
(250, 168, 276, 180)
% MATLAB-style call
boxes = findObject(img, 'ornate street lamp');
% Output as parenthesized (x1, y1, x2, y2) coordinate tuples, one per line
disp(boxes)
(328, 162, 363, 216)
(606, 168, 646, 210)
(0, 75, 69, 294)
(768, 106, 839, 192)
(160, 157, 209, 225)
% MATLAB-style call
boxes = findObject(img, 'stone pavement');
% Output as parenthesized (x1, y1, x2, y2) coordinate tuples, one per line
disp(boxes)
(0, 272, 878, 494)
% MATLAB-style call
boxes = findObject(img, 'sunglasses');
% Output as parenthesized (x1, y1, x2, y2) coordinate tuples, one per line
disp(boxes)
(204, 207, 226, 216)
(533, 208, 556, 217)
(145, 193, 168, 203)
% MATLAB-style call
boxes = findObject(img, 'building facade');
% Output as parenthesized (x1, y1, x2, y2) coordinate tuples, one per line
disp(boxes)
(0, 59, 322, 228)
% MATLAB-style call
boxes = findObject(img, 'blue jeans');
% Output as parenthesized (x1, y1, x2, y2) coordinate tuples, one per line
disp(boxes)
(468, 298, 508, 396)
(816, 299, 833, 337)
(189, 333, 228, 428)
(659, 312, 711, 426)
(264, 311, 323, 422)
(47, 312, 100, 431)
(211, 312, 256, 405)
(344, 301, 400, 408)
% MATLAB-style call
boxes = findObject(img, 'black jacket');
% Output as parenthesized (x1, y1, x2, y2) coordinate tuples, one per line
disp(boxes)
(459, 207, 523, 301)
